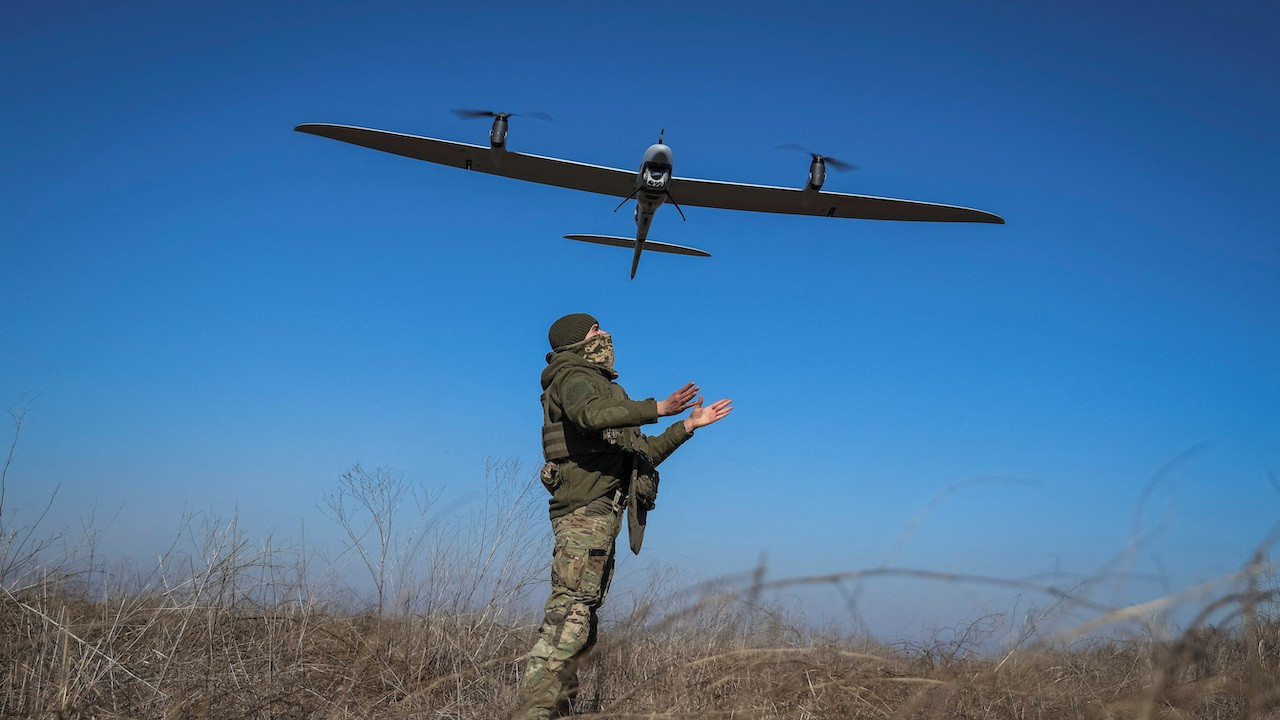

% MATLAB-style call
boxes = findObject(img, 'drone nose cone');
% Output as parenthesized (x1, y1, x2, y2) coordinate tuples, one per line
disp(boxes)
(643, 144, 673, 164)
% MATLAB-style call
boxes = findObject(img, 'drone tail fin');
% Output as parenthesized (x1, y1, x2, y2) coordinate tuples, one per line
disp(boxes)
(564, 234, 710, 279)
(562, 235, 711, 258)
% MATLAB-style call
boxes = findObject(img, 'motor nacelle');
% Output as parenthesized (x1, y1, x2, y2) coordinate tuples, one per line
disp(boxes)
(489, 115, 509, 150)
(807, 156, 826, 191)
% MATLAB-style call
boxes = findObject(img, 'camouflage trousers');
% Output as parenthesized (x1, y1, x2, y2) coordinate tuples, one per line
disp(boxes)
(516, 497, 622, 719)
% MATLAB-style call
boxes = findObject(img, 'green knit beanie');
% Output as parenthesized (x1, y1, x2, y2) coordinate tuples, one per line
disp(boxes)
(548, 313, 598, 350)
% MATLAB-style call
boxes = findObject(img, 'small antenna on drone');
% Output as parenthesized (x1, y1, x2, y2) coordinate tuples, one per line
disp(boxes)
(658, 128, 664, 144)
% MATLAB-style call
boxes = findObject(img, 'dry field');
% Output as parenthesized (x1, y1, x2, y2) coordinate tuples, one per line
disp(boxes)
(3, 418, 1278, 718)
(2, 559, 1277, 719)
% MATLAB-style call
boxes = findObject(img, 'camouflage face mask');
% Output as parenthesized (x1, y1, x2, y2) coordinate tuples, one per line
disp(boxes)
(579, 332, 615, 372)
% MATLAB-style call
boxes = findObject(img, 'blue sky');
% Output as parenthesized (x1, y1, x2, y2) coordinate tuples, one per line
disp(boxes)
(3, 1, 1277, 636)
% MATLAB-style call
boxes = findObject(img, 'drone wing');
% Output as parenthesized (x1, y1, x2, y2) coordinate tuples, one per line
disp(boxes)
(668, 176, 1004, 224)
(296, 124, 1003, 224)
(295, 124, 637, 198)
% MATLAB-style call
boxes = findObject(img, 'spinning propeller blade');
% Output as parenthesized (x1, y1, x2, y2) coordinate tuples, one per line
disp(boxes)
(776, 143, 858, 172)
(451, 109, 554, 121)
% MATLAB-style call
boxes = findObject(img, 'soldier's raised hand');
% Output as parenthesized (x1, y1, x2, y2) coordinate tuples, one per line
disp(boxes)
(657, 381, 699, 416)
(683, 396, 733, 432)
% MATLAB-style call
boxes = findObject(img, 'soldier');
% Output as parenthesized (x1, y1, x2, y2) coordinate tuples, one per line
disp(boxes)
(516, 313, 732, 719)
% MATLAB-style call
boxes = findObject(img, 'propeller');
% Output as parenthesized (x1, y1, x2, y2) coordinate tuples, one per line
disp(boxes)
(451, 109, 554, 121)
(776, 143, 857, 171)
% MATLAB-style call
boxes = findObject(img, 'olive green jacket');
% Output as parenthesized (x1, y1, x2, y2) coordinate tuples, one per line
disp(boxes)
(540, 350, 692, 518)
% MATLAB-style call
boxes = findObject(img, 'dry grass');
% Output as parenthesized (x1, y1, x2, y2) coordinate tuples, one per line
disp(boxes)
(3, 412, 1279, 718)
(2, 588, 1278, 720)
(3, 542, 1278, 719)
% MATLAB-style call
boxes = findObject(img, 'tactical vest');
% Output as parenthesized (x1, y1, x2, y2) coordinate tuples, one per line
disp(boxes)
(540, 386, 640, 461)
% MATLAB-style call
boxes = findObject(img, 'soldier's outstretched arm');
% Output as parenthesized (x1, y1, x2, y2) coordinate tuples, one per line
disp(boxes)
(562, 370, 658, 431)
(639, 395, 733, 466)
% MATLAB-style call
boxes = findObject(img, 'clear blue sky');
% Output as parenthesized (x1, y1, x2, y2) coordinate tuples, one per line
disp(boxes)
(3, 1, 1277, 636)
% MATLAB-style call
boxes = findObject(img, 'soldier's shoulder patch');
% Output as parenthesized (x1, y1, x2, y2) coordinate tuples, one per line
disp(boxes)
(560, 371, 597, 407)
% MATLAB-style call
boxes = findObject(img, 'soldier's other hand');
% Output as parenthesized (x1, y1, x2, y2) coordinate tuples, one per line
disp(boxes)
(657, 382, 699, 417)
(683, 396, 733, 432)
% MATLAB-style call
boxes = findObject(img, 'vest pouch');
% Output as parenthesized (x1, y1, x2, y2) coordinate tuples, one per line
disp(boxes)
(539, 461, 560, 494)
(632, 454, 659, 512)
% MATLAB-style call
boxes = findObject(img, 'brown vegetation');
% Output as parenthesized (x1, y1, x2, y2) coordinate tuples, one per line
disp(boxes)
(3, 412, 1278, 718)
(2, 562, 1278, 719)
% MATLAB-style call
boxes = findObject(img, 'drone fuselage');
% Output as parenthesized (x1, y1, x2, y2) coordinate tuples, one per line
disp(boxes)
(618, 143, 674, 276)
(633, 143, 673, 237)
